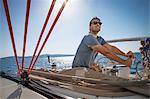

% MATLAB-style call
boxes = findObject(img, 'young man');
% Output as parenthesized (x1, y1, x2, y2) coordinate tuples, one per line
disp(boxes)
(72, 17, 134, 71)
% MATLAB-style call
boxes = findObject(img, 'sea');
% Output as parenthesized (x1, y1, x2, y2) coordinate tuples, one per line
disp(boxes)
(0, 52, 143, 77)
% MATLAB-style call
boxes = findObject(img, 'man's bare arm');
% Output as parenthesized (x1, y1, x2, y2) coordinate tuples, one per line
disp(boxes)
(103, 43, 127, 56)
(91, 44, 132, 67)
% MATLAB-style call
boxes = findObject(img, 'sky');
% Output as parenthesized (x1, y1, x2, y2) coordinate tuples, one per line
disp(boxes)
(0, 0, 149, 58)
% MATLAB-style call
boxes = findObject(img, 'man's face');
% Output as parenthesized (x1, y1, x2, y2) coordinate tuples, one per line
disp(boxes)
(90, 19, 101, 34)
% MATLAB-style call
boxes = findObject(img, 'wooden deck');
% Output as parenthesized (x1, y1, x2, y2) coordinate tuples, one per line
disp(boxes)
(29, 67, 150, 99)
(29, 75, 149, 99)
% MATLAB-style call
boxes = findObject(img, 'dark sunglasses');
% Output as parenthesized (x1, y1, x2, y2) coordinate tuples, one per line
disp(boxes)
(92, 21, 102, 25)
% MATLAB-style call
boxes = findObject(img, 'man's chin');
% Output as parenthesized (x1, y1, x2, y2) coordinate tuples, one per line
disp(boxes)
(94, 30, 100, 33)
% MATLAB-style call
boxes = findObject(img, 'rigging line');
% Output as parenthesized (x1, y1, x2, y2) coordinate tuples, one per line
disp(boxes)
(28, 0, 68, 73)
(22, 0, 31, 71)
(28, 0, 56, 71)
(3, 0, 21, 75)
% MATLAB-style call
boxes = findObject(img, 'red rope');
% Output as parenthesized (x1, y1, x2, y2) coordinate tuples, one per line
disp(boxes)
(28, 0, 56, 72)
(22, 0, 31, 71)
(28, 0, 68, 73)
(3, 0, 20, 75)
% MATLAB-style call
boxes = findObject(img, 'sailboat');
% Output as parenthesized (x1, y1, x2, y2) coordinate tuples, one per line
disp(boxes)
(1, 0, 150, 99)
(28, 37, 150, 98)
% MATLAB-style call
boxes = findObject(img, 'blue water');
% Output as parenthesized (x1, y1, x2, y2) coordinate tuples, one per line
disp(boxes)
(0, 55, 74, 76)
(0, 52, 143, 76)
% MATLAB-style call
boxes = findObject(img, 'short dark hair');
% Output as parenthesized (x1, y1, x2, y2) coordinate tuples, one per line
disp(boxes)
(89, 17, 102, 26)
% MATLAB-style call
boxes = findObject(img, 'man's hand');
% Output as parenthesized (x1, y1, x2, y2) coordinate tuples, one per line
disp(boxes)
(90, 63, 102, 72)
(126, 51, 136, 58)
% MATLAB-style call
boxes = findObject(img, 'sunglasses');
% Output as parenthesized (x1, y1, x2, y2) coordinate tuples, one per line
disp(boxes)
(92, 21, 102, 25)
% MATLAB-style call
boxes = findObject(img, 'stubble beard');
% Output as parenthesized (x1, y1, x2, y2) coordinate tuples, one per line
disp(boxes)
(93, 28, 100, 34)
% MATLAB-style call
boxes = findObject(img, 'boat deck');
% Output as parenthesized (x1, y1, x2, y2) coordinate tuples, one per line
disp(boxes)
(0, 74, 149, 99)
(0, 77, 47, 99)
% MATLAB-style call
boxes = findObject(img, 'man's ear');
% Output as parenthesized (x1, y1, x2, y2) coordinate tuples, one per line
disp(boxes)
(89, 26, 92, 32)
